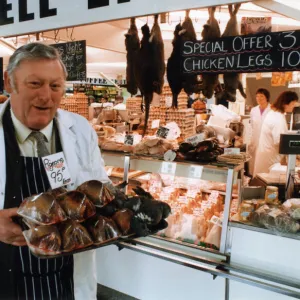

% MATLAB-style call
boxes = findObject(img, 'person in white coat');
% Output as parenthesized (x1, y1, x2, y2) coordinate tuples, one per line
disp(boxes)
(0, 42, 109, 300)
(248, 88, 271, 176)
(253, 91, 299, 176)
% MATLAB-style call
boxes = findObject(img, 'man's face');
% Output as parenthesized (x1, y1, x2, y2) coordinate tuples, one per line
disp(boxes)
(5, 59, 65, 130)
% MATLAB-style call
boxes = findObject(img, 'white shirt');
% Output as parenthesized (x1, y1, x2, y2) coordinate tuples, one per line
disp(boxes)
(10, 109, 56, 156)
(253, 110, 287, 175)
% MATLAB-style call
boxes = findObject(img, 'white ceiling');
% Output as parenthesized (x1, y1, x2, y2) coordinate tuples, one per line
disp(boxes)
(1, 2, 300, 79)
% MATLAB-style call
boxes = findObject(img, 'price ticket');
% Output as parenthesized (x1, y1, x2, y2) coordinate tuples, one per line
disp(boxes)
(42, 152, 72, 189)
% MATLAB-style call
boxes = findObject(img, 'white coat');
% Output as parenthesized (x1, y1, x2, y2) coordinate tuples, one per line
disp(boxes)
(248, 104, 271, 175)
(0, 100, 110, 300)
(253, 109, 287, 176)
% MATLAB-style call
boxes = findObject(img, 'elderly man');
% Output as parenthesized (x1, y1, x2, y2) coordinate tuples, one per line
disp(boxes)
(0, 43, 109, 299)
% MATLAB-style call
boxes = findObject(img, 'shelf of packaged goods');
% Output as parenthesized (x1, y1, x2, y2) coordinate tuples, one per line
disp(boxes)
(101, 150, 244, 184)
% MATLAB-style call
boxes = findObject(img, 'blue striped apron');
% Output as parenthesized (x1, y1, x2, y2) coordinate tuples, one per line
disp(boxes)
(15, 156, 74, 300)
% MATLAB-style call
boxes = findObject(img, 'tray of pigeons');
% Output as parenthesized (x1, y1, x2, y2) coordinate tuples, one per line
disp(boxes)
(17, 181, 170, 259)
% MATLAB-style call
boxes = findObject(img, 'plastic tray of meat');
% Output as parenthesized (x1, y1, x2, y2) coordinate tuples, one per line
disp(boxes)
(19, 181, 170, 259)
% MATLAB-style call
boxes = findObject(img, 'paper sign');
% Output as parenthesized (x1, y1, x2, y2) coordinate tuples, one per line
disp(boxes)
(160, 161, 177, 175)
(151, 119, 160, 129)
(189, 165, 203, 179)
(185, 134, 205, 146)
(193, 208, 204, 216)
(165, 96, 172, 108)
(224, 148, 240, 155)
(106, 167, 113, 176)
(42, 152, 72, 189)
(124, 134, 134, 145)
(156, 126, 170, 139)
(208, 191, 220, 204)
(164, 150, 176, 162)
(178, 196, 188, 204)
(210, 215, 223, 227)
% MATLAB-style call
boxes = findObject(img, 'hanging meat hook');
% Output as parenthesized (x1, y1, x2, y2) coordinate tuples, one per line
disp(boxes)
(54, 29, 60, 43)
(66, 27, 75, 41)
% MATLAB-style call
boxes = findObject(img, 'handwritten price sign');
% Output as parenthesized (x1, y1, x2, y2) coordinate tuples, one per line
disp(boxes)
(42, 152, 72, 189)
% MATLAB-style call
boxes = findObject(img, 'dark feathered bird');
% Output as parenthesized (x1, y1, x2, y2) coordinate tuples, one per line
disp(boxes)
(167, 23, 184, 108)
(201, 7, 221, 99)
(132, 187, 171, 224)
(150, 14, 165, 95)
(181, 10, 201, 95)
(125, 18, 140, 95)
(217, 4, 246, 104)
(135, 16, 165, 136)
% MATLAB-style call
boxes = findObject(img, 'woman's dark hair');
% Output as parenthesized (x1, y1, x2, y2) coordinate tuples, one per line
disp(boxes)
(256, 88, 270, 102)
(272, 91, 299, 113)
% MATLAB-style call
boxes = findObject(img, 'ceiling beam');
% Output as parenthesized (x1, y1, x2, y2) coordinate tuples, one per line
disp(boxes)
(253, 0, 300, 22)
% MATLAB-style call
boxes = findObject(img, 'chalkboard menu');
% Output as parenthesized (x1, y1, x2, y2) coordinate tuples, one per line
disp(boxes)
(182, 30, 300, 74)
(52, 40, 86, 81)
(0, 57, 3, 93)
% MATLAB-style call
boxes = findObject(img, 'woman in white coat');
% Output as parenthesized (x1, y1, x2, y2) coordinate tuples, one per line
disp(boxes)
(253, 91, 299, 176)
(248, 88, 271, 176)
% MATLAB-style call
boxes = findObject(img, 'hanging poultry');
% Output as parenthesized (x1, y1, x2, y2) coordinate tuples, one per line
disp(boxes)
(215, 4, 246, 106)
(125, 18, 140, 95)
(181, 10, 201, 96)
(135, 15, 165, 135)
(167, 23, 184, 108)
(201, 6, 221, 99)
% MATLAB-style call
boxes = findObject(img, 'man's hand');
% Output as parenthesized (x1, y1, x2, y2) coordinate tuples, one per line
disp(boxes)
(0, 208, 26, 246)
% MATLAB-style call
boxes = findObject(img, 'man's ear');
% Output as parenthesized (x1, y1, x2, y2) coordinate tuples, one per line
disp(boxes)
(4, 71, 13, 93)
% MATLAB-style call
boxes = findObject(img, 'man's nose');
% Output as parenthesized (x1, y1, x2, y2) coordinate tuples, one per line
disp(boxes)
(38, 84, 51, 101)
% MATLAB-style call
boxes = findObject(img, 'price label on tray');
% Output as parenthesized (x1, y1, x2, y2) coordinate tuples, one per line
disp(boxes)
(210, 215, 223, 227)
(156, 126, 170, 139)
(208, 191, 220, 204)
(106, 167, 113, 176)
(178, 196, 188, 204)
(124, 134, 134, 145)
(151, 119, 160, 129)
(42, 152, 72, 189)
(193, 208, 204, 216)
(185, 134, 205, 146)
(160, 161, 177, 175)
(159, 193, 169, 201)
(164, 150, 176, 162)
(224, 148, 240, 155)
(189, 165, 203, 179)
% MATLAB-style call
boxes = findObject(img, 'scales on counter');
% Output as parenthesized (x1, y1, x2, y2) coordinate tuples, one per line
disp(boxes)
(279, 131, 300, 198)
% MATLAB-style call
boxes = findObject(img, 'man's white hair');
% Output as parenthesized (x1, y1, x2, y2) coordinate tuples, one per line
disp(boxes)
(7, 42, 68, 92)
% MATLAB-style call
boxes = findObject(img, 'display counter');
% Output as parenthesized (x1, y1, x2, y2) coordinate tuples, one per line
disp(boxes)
(96, 150, 300, 300)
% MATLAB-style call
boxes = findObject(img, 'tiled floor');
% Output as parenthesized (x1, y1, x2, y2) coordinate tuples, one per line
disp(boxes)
(97, 284, 139, 300)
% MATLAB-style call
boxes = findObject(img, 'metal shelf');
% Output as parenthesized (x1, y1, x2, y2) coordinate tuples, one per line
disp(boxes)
(101, 150, 244, 183)
(229, 221, 300, 241)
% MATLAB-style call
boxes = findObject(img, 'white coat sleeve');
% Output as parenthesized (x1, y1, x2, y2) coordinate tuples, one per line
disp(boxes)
(248, 108, 255, 148)
(89, 128, 110, 183)
(271, 114, 287, 146)
(74, 128, 110, 300)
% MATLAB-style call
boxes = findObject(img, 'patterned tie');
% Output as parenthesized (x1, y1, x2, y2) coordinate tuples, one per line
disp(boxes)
(29, 131, 50, 157)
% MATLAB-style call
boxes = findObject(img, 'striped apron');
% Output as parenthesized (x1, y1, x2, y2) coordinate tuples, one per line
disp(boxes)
(1, 104, 74, 299)
(15, 156, 74, 300)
